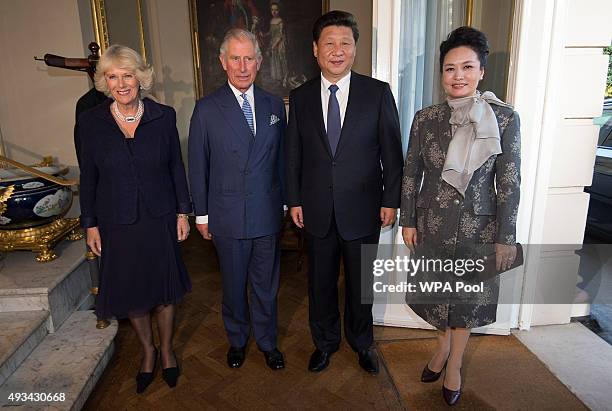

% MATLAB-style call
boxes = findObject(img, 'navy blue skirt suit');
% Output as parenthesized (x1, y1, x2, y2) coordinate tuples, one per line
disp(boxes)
(77, 98, 192, 319)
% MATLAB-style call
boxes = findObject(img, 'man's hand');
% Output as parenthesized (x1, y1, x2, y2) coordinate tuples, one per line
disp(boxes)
(177, 217, 190, 242)
(290, 206, 304, 228)
(495, 243, 517, 271)
(86, 227, 102, 256)
(196, 223, 212, 240)
(380, 207, 397, 228)
(402, 227, 418, 253)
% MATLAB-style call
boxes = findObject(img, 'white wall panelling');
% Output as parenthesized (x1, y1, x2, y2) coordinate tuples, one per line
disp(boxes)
(548, 120, 599, 188)
(564, 0, 612, 47)
(560, 50, 609, 118)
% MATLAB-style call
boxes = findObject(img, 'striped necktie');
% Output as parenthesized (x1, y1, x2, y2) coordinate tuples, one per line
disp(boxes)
(241, 93, 255, 136)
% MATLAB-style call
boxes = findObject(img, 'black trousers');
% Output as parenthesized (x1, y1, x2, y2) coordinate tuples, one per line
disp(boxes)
(306, 215, 380, 353)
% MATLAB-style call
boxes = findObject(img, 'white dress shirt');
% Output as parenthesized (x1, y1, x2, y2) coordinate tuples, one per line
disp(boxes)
(195, 82, 256, 225)
(321, 71, 351, 131)
(228, 81, 257, 134)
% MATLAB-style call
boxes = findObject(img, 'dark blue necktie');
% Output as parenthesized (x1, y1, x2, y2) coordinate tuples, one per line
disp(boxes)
(327, 84, 341, 155)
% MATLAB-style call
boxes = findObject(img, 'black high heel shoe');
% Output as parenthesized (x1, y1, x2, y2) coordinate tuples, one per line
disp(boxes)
(136, 348, 158, 394)
(161, 352, 181, 388)
(421, 360, 447, 383)
(442, 367, 462, 406)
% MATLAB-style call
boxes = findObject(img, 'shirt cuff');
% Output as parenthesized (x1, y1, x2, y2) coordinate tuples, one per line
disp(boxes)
(80, 216, 98, 229)
(195, 215, 208, 224)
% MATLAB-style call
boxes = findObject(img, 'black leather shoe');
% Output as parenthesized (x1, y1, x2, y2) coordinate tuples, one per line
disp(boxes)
(263, 348, 285, 370)
(162, 352, 181, 388)
(357, 348, 379, 375)
(442, 385, 461, 406)
(227, 346, 246, 368)
(136, 348, 158, 394)
(442, 368, 462, 406)
(308, 349, 333, 372)
(421, 360, 447, 383)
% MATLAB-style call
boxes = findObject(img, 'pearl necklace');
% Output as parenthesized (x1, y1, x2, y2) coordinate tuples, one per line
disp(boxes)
(112, 99, 144, 123)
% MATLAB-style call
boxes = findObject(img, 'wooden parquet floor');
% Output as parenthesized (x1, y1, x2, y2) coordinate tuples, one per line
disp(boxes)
(83, 229, 405, 410)
(83, 226, 585, 410)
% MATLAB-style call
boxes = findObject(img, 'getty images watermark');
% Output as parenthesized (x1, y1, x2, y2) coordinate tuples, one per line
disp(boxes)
(372, 255, 488, 294)
(361, 244, 612, 305)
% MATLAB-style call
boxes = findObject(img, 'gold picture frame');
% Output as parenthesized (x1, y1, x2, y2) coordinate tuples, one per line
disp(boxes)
(90, 0, 147, 62)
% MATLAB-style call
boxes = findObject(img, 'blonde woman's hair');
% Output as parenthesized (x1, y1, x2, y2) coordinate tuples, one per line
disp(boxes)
(94, 45, 154, 96)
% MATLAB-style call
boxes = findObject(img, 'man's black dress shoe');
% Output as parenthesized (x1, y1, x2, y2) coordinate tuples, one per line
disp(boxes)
(421, 360, 446, 383)
(442, 368, 462, 406)
(162, 352, 181, 388)
(308, 349, 333, 372)
(263, 348, 285, 370)
(227, 346, 246, 368)
(136, 348, 158, 394)
(357, 348, 379, 374)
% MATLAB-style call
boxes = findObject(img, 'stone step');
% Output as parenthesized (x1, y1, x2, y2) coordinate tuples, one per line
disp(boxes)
(0, 310, 117, 410)
(0, 311, 49, 387)
(0, 240, 92, 331)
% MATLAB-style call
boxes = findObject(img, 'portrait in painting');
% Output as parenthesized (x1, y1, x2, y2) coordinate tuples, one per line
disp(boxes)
(192, 0, 326, 98)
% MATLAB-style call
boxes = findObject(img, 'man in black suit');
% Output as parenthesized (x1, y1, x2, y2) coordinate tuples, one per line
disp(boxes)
(285, 10, 403, 374)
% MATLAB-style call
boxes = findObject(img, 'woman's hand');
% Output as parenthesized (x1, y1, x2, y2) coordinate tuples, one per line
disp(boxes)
(495, 243, 517, 271)
(86, 227, 102, 256)
(177, 216, 190, 242)
(402, 227, 418, 252)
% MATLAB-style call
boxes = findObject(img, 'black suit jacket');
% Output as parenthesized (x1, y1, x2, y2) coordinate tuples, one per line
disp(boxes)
(74, 88, 109, 167)
(78, 98, 192, 228)
(285, 72, 404, 240)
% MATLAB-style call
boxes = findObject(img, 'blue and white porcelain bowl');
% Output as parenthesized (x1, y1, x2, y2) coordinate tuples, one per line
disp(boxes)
(0, 166, 73, 230)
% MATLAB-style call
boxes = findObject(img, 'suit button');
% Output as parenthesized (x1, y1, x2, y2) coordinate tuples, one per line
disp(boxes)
(453, 199, 460, 205)
(245, 170, 250, 175)
(328, 185, 332, 190)
(332, 162, 337, 166)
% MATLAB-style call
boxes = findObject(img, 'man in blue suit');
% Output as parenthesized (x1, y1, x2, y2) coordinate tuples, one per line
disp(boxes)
(188, 28, 286, 370)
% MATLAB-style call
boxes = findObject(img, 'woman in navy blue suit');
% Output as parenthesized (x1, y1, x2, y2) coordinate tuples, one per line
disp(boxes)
(77, 45, 192, 393)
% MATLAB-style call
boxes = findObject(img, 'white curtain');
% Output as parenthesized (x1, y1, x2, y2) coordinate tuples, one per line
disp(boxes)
(397, 0, 466, 155)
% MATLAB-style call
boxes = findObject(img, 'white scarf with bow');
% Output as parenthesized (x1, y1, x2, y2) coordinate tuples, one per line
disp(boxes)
(442, 91, 512, 197)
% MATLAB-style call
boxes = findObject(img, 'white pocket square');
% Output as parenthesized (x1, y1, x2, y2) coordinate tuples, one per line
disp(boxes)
(270, 114, 280, 125)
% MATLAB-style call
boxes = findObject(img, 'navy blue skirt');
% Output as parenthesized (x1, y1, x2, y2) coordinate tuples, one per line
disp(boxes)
(95, 195, 191, 319)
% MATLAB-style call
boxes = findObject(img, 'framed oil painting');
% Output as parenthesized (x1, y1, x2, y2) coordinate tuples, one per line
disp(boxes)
(189, 0, 329, 99)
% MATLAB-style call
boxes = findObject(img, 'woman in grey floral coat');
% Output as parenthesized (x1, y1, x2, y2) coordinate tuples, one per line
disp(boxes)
(399, 27, 520, 406)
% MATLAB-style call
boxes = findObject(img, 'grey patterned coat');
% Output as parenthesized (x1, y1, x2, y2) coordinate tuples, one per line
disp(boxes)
(399, 102, 521, 330)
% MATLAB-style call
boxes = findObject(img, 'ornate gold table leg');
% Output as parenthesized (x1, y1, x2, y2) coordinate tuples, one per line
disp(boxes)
(0, 217, 82, 262)
(86, 248, 110, 329)
(36, 245, 57, 262)
(96, 320, 111, 329)
(67, 228, 84, 241)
